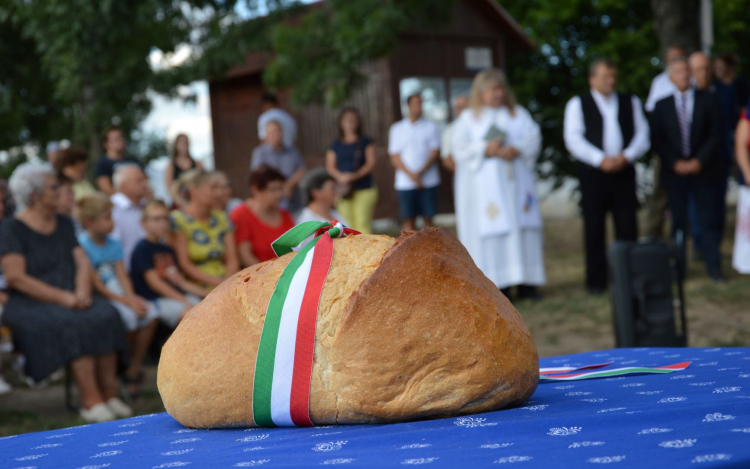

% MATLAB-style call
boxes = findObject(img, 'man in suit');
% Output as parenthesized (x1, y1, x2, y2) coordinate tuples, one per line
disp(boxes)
(651, 57, 725, 282)
(564, 58, 651, 294)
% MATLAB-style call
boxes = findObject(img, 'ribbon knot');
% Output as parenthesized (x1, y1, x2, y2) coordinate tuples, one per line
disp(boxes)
(272, 220, 360, 257)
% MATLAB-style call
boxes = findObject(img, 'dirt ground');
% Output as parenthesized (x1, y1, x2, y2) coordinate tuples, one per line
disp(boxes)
(1, 211, 748, 436)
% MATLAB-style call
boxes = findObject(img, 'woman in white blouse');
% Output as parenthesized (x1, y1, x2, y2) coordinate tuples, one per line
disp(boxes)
(451, 69, 546, 300)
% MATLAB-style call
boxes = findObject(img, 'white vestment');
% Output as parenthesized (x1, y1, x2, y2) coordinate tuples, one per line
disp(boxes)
(451, 105, 546, 289)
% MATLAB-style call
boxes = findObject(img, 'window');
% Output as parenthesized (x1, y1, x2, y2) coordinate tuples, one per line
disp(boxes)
(399, 78, 449, 125)
(399, 77, 476, 124)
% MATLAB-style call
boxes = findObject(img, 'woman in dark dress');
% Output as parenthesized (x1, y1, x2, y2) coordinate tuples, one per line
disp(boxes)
(325, 107, 378, 233)
(0, 164, 128, 423)
(164, 133, 202, 207)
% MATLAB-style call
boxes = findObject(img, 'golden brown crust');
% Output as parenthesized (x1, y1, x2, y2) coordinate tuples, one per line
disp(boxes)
(157, 256, 294, 428)
(158, 229, 538, 428)
(315, 228, 538, 423)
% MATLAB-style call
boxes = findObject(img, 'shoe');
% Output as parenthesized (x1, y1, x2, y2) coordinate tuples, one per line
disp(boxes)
(80, 403, 116, 423)
(106, 397, 133, 418)
(710, 273, 727, 284)
(517, 285, 543, 301)
(499, 287, 513, 300)
(0, 376, 11, 395)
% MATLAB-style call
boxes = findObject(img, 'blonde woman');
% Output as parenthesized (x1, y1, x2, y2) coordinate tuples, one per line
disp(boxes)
(169, 169, 239, 288)
(451, 69, 545, 300)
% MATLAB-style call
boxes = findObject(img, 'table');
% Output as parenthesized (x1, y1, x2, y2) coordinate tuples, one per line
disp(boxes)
(2, 347, 749, 468)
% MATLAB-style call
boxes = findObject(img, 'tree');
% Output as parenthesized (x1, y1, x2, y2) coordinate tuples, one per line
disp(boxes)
(0, 0, 250, 160)
(263, 0, 453, 106)
(494, 0, 750, 188)
(501, 0, 659, 188)
(650, 0, 700, 54)
(0, 17, 73, 154)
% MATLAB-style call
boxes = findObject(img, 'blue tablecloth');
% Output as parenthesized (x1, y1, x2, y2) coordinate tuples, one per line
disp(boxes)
(2, 347, 749, 468)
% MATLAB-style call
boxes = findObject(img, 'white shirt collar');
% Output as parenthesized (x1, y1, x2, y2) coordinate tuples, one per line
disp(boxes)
(674, 87, 694, 99)
(111, 192, 140, 210)
(591, 88, 616, 104)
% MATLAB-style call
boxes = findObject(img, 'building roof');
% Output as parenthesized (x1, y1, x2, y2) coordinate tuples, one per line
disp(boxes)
(216, 0, 534, 81)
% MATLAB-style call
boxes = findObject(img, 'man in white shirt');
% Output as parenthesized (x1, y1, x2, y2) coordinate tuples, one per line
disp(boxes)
(257, 92, 297, 149)
(563, 58, 650, 294)
(388, 93, 441, 231)
(441, 95, 468, 173)
(111, 164, 149, 272)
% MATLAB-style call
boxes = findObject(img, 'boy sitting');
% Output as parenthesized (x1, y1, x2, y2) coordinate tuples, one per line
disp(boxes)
(76, 193, 158, 402)
(130, 200, 206, 328)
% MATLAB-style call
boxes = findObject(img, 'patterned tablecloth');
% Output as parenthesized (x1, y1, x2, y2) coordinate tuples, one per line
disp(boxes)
(1, 347, 749, 468)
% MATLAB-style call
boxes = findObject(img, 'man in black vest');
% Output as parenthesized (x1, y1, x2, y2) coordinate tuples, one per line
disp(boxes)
(651, 57, 724, 281)
(564, 58, 651, 294)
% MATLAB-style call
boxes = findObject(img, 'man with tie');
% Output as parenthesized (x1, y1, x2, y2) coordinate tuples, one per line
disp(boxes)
(564, 58, 651, 294)
(651, 57, 725, 282)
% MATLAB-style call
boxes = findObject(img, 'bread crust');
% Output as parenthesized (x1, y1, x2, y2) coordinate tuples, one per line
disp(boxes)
(312, 228, 538, 423)
(158, 228, 538, 428)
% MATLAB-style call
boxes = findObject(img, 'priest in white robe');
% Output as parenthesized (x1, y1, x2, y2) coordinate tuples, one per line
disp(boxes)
(451, 69, 546, 299)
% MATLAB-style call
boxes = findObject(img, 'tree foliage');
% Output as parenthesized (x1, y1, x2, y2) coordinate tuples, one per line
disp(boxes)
(3, 0, 750, 182)
(263, 0, 453, 106)
(0, 0, 246, 159)
(500, 0, 659, 186)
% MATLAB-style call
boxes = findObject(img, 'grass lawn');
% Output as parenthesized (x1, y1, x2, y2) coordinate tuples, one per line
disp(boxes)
(1, 210, 748, 437)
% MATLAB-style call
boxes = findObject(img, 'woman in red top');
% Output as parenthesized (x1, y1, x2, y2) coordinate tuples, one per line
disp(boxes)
(230, 166, 296, 266)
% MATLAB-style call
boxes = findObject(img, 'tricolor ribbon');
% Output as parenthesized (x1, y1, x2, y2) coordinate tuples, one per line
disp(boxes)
(539, 361, 691, 381)
(252, 221, 360, 427)
(539, 362, 614, 376)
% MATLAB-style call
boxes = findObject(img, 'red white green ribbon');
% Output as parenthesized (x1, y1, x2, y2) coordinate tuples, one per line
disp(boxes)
(252, 221, 359, 427)
(539, 362, 691, 381)
(540, 362, 614, 376)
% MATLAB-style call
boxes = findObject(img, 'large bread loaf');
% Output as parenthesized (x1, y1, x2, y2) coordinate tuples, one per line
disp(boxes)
(157, 228, 538, 428)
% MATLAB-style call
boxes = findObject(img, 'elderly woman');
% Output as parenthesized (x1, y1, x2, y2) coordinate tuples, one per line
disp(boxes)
(170, 169, 240, 288)
(0, 164, 129, 422)
(296, 168, 349, 225)
(451, 69, 546, 300)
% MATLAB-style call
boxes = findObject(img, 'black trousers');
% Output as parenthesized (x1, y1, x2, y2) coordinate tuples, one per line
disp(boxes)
(665, 175, 722, 276)
(579, 165, 638, 290)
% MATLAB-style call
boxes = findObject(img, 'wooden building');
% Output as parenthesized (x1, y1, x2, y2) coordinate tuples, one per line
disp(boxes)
(209, 0, 534, 218)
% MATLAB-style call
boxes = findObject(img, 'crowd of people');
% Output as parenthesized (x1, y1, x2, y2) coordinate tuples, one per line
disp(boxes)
(0, 47, 748, 420)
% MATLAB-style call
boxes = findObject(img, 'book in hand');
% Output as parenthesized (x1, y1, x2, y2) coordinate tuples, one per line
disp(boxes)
(484, 125, 506, 142)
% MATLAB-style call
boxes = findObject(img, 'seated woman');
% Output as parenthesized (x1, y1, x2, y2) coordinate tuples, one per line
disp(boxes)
(230, 166, 296, 267)
(0, 163, 129, 423)
(211, 171, 243, 214)
(54, 145, 97, 201)
(170, 169, 239, 289)
(296, 168, 349, 225)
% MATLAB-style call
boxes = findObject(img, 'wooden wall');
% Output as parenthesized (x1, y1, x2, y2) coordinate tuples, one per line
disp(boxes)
(210, 59, 403, 219)
(209, 0, 527, 220)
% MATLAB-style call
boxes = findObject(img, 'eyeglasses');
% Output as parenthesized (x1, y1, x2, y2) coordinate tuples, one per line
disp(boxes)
(145, 216, 170, 222)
